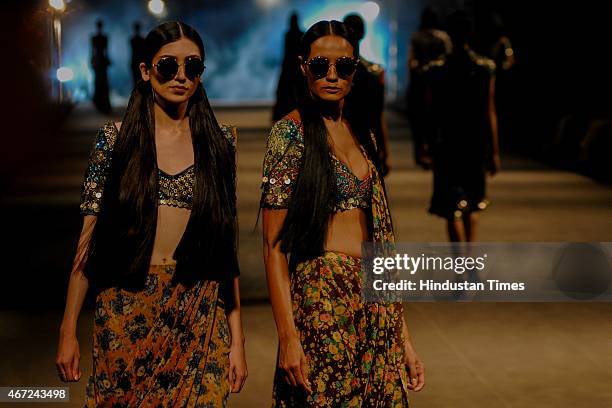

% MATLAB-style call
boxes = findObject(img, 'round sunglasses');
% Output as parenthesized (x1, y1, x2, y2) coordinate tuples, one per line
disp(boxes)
(305, 56, 359, 79)
(151, 56, 205, 81)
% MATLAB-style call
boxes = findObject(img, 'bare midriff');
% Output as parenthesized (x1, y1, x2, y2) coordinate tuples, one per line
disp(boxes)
(150, 206, 371, 264)
(149, 205, 191, 265)
(324, 207, 369, 259)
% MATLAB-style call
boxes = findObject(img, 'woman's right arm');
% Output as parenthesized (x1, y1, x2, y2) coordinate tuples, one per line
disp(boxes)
(487, 76, 501, 175)
(262, 208, 312, 394)
(56, 215, 96, 382)
(56, 122, 118, 382)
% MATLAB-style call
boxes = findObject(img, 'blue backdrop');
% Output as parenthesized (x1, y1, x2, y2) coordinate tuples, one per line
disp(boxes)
(57, 0, 424, 104)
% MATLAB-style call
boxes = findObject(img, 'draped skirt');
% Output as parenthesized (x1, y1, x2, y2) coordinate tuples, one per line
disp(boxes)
(84, 262, 230, 407)
(272, 251, 410, 407)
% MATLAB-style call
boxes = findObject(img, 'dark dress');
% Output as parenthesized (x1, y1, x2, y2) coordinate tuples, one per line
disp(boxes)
(273, 26, 304, 121)
(426, 48, 496, 219)
(130, 34, 146, 87)
(406, 29, 451, 166)
(351, 58, 389, 176)
(91, 33, 111, 113)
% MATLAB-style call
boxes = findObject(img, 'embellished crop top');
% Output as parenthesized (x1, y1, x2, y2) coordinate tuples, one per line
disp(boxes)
(260, 117, 373, 212)
(79, 121, 236, 215)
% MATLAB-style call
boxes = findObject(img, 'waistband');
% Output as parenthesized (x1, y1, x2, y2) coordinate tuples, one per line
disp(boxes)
(323, 249, 361, 260)
(318, 250, 363, 265)
(145, 262, 226, 308)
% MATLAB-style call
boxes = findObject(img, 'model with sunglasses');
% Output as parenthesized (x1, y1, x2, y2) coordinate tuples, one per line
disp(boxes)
(55, 21, 247, 406)
(261, 21, 425, 407)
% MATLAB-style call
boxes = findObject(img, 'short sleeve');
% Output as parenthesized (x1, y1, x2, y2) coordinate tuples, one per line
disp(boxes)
(260, 119, 303, 209)
(79, 122, 118, 215)
(476, 54, 496, 76)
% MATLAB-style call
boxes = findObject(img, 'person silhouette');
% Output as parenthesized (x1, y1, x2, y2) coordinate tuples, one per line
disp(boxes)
(272, 12, 304, 122)
(424, 10, 501, 242)
(91, 19, 111, 113)
(407, 6, 451, 169)
(484, 13, 515, 72)
(482, 12, 516, 152)
(130, 22, 146, 87)
(408, 7, 452, 73)
(343, 13, 391, 176)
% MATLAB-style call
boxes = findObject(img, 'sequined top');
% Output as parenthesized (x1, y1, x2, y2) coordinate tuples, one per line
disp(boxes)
(80, 121, 236, 215)
(260, 117, 373, 212)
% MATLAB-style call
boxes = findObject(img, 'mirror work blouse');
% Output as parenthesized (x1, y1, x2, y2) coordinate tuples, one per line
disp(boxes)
(260, 117, 373, 212)
(79, 121, 236, 215)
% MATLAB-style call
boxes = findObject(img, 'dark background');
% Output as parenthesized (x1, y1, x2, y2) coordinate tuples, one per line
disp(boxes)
(1, 0, 611, 309)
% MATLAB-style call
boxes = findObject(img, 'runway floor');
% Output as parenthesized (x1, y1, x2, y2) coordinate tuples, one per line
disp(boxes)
(1, 104, 611, 407)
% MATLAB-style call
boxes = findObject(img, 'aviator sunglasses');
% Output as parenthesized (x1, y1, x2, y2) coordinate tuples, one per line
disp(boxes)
(151, 56, 205, 81)
(305, 56, 359, 79)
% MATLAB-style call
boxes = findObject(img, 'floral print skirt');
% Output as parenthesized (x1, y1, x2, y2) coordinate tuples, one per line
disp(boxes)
(85, 262, 230, 407)
(272, 251, 410, 407)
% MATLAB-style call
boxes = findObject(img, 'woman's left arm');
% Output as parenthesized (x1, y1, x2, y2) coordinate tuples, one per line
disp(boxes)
(488, 76, 501, 175)
(225, 124, 247, 392)
(227, 276, 247, 392)
(402, 313, 426, 392)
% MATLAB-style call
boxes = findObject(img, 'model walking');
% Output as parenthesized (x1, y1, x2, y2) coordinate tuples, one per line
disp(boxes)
(422, 11, 501, 242)
(261, 20, 425, 407)
(56, 21, 247, 407)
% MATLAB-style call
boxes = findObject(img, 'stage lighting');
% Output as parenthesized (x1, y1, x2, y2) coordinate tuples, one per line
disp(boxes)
(148, 0, 165, 16)
(56, 67, 74, 82)
(49, 0, 66, 12)
(256, 0, 282, 9)
(360, 1, 380, 22)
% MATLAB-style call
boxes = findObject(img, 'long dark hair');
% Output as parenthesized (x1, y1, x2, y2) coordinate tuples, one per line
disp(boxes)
(83, 21, 239, 309)
(276, 20, 381, 271)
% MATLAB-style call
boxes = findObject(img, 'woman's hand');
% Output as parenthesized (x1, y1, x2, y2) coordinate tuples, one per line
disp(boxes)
(279, 335, 312, 394)
(55, 330, 81, 382)
(404, 338, 425, 392)
(229, 340, 248, 393)
(415, 143, 433, 170)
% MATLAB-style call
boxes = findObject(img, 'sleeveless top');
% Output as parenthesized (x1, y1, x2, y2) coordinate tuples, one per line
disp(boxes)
(260, 116, 373, 212)
(80, 121, 237, 215)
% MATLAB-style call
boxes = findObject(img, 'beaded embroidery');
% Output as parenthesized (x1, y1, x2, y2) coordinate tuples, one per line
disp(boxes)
(157, 165, 195, 209)
(79, 122, 236, 214)
(80, 122, 117, 215)
(260, 117, 372, 212)
(332, 154, 372, 211)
